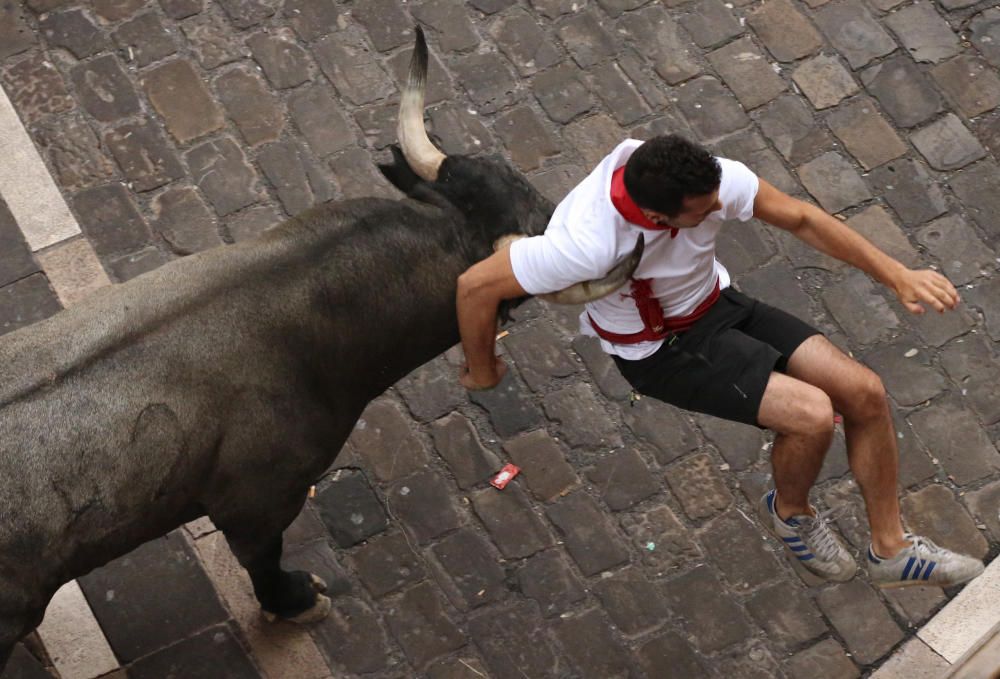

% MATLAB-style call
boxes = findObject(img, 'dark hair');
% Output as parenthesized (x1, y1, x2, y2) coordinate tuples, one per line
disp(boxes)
(623, 135, 722, 217)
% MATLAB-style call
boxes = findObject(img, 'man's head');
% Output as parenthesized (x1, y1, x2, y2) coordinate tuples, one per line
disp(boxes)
(623, 135, 723, 229)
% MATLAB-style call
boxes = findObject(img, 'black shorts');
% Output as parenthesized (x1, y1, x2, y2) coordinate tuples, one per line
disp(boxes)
(612, 288, 821, 427)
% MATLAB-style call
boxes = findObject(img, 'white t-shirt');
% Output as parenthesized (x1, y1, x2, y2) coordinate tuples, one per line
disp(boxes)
(510, 139, 760, 360)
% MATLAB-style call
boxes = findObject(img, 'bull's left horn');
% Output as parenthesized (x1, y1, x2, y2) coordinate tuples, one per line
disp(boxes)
(540, 233, 644, 304)
(398, 27, 446, 182)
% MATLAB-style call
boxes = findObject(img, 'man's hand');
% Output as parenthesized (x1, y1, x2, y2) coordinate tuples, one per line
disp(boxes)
(459, 356, 508, 391)
(892, 268, 960, 314)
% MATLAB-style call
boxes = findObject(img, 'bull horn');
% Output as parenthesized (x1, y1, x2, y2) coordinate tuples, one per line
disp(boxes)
(398, 27, 446, 182)
(494, 233, 645, 304)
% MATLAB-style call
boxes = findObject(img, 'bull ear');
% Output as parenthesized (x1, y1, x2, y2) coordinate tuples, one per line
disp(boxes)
(379, 145, 422, 194)
(539, 233, 644, 304)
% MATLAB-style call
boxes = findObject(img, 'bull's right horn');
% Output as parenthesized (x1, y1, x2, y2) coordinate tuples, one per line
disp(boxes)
(540, 233, 645, 304)
(397, 26, 446, 182)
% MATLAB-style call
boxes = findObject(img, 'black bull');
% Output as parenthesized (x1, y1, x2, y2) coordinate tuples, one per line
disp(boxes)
(0, 28, 641, 669)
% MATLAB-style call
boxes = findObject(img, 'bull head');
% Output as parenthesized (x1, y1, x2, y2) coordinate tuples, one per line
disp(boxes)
(394, 27, 643, 304)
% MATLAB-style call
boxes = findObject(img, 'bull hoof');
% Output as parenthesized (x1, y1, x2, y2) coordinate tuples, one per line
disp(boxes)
(309, 573, 328, 594)
(261, 572, 332, 624)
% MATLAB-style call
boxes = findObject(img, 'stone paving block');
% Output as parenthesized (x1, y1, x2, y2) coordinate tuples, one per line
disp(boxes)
(68, 55, 143, 125)
(784, 638, 860, 679)
(0, 2, 35, 59)
(552, 608, 633, 679)
(757, 94, 836, 165)
(226, 204, 282, 243)
(2, 56, 71, 122)
(144, 60, 225, 144)
(822, 271, 900, 346)
(939, 334, 1000, 425)
(586, 448, 659, 511)
(259, 140, 332, 214)
(310, 595, 389, 674)
(737, 260, 812, 324)
(384, 582, 466, 669)
(72, 183, 152, 258)
(965, 478, 1000, 542)
(353, 103, 399, 149)
(746, 582, 827, 648)
(904, 301, 977, 352)
(587, 62, 651, 126)
(313, 28, 395, 107)
(596, 0, 651, 15)
(798, 152, 872, 214)
(503, 323, 577, 391)
(216, 66, 284, 147)
(862, 338, 947, 407)
(39, 9, 106, 59)
(747, 0, 823, 62)
(680, 0, 743, 48)
(107, 246, 170, 282)
(949, 160, 1000, 244)
(861, 55, 943, 129)
(707, 37, 786, 111)
(388, 471, 462, 544)
(694, 413, 765, 471)
(814, 0, 897, 70)
(917, 214, 994, 286)
(351, 0, 411, 52)
(563, 113, 626, 169)
(546, 491, 629, 575)
(912, 113, 987, 172)
(621, 503, 702, 571)
(867, 159, 947, 228)
(662, 566, 752, 652)
(885, 3, 961, 65)
(315, 469, 387, 547)
(971, 8, 1000, 69)
(468, 602, 561, 679)
(470, 372, 544, 439)
(543, 382, 622, 450)
(827, 97, 907, 170)
(931, 55, 1000, 118)
(114, 12, 178, 68)
(617, 52, 672, 112)
(847, 206, 919, 269)
(792, 55, 860, 110)
(622, 396, 699, 464)
(515, 549, 586, 617)
(771, 223, 845, 272)
(186, 137, 261, 216)
(328, 146, 396, 199)
(426, 656, 490, 679)
(715, 130, 800, 194)
(674, 76, 749, 141)
(494, 106, 559, 172)
(530, 163, 587, 204)
(976, 114, 1000, 158)
(127, 623, 261, 679)
(717, 645, 786, 679)
(872, 637, 951, 679)
(427, 103, 494, 155)
(78, 532, 229, 663)
(453, 52, 519, 116)
(900, 484, 990, 558)
(0, 200, 39, 287)
(557, 11, 617, 69)
(0, 274, 61, 336)
(283, 0, 339, 42)
(181, 12, 249, 69)
(617, 6, 700, 85)
(571, 336, 632, 402)
(104, 121, 183, 193)
(591, 566, 669, 635)
(287, 85, 356, 158)
(474, 0, 516, 11)
(430, 413, 500, 491)
(666, 453, 733, 520)
(150, 186, 222, 255)
(413, 0, 479, 53)
(2, 644, 51, 679)
(431, 528, 507, 610)
(25, 0, 72, 11)
(217, 0, 277, 29)
(884, 585, 947, 626)
(247, 29, 311, 90)
(471, 486, 553, 558)
(349, 399, 429, 483)
(698, 509, 783, 588)
(634, 632, 709, 679)
(492, 8, 561, 76)
(35, 236, 110, 308)
(531, 62, 593, 124)
(397, 360, 465, 424)
(160, 0, 202, 19)
(908, 400, 1000, 486)
(351, 531, 425, 598)
(818, 580, 904, 664)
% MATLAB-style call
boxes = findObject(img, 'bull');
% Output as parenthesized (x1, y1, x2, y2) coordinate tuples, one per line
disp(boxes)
(0, 28, 642, 670)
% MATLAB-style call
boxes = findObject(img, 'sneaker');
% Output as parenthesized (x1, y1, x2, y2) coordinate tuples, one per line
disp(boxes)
(759, 489, 857, 582)
(868, 534, 984, 589)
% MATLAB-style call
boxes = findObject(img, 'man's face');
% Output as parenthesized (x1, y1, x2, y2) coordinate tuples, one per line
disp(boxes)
(641, 190, 722, 230)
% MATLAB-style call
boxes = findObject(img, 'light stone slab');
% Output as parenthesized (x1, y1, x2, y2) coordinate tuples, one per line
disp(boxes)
(0, 80, 80, 250)
(35, 237, 111, 308)
(870, 637, 950, 678)
(918, 555, 1000, 663)
(36, 581, 119, 679)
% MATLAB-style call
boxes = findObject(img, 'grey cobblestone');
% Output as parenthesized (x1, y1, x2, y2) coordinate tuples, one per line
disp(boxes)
(814, 0, 897, 70)
(931, 55, 1000, 119)
(492, 8, 561, 76)
(514, 550, 586, 617)
(468, 602, 560, 679)
(114, 12, 178, 67)
(552, 608, 632, 679)
(866, 158, 948, 227)
(4, 55, 75, 122)
(907, 399, 1000, 486)
(797, 152, 872, 214)
(546, 492, 629, 575)
(662, 566, 752, 653)
(39, 9, 107, 59)
(247, 29, 311, 89)
(667, 453, 734, 520)
(884, 3, 961, 65)
(708, 37, 787, 111)
(747, 0, 823, 63)
(901, 484, 990, 559)
(618, 6, 700, 85)
(792, 55, 860, 110)
(471, 486, 553, 559)
(827, 97, 907, 170)
(861, 54, 943, 129)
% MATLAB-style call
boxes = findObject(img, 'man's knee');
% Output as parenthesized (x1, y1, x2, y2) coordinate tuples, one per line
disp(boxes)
(795, 387, 836, 436)
(845, 370, 889, 422)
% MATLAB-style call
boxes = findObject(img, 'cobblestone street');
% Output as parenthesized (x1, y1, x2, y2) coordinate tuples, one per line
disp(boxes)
(1, 0, 1000, 677)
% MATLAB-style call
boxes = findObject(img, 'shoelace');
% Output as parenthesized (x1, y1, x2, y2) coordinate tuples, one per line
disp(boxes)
(905, 534, 945, 573)
(799, 507, 846, 561)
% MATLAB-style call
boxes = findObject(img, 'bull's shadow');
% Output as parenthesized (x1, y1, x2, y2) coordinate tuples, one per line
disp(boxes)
(0, 28, 640, 671)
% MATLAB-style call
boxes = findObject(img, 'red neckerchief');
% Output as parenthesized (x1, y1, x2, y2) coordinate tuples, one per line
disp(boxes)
(609, 166, 678, 238)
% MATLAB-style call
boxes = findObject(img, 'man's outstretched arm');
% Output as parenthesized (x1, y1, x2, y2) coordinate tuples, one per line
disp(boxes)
(456, 246, 529, 390)
(752, 179, 959, 314)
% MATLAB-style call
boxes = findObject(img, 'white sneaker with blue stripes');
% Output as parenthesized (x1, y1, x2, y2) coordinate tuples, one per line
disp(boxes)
(759, 489, 857, 582)
(868, 534, 984, 589)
